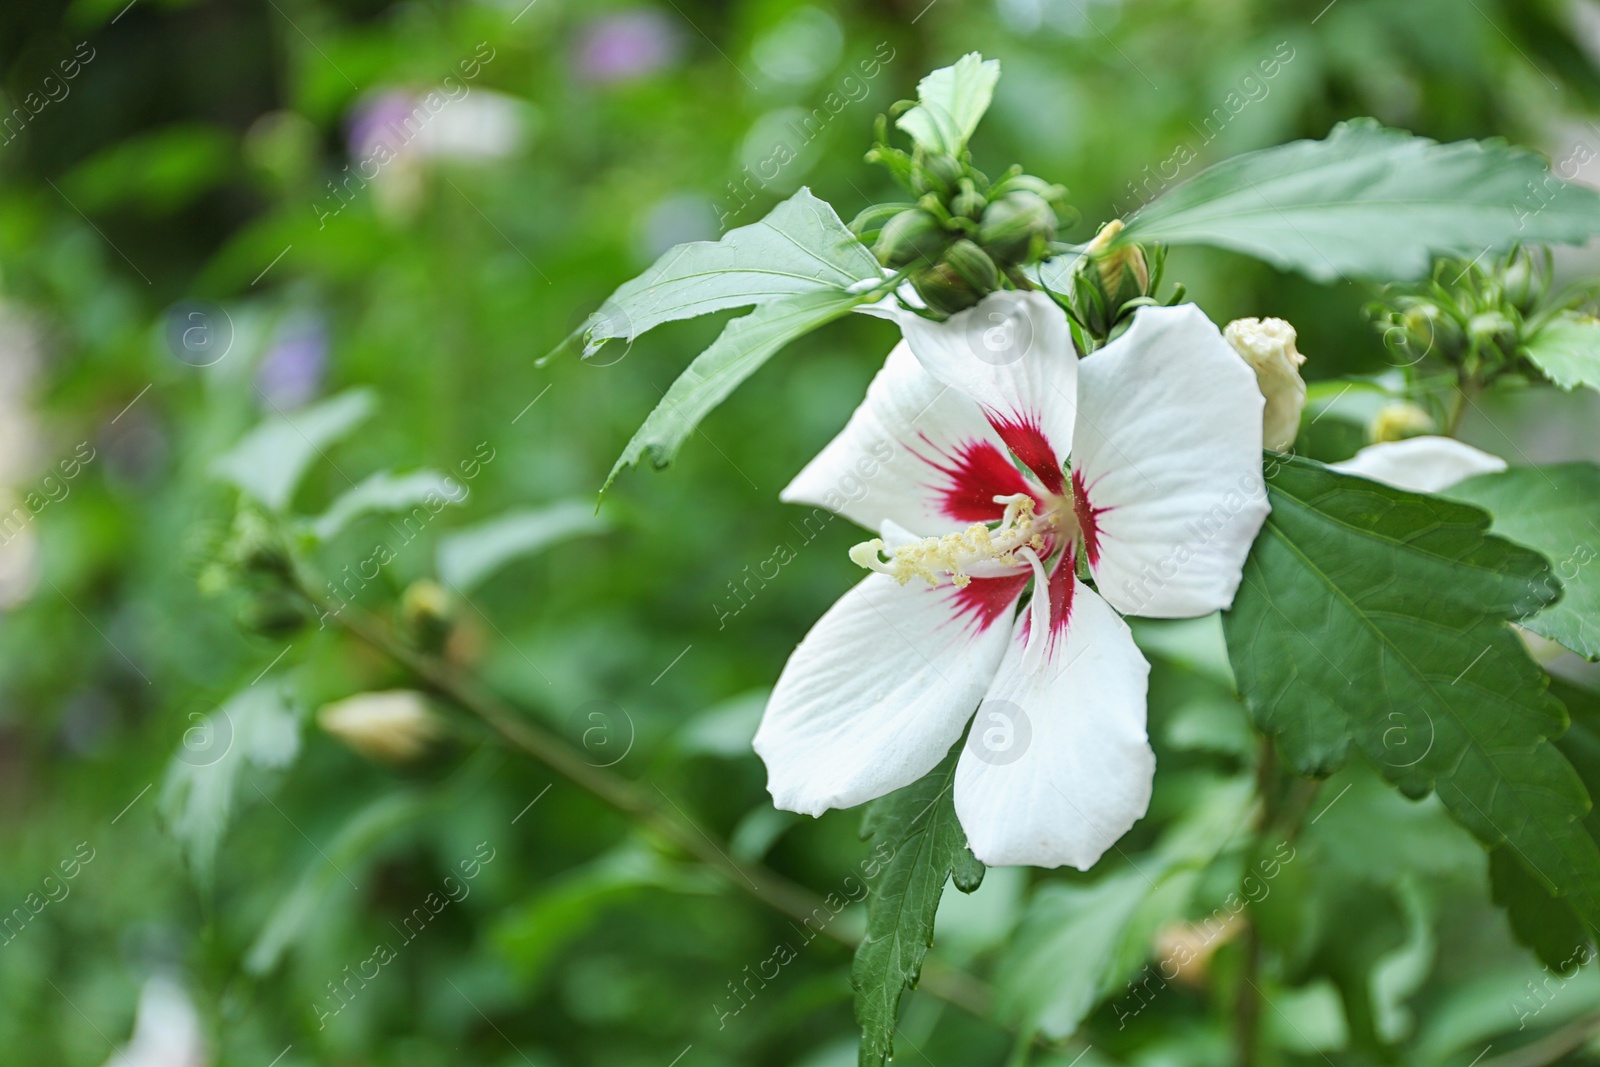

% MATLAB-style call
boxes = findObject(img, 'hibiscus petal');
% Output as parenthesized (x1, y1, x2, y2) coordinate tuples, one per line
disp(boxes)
(954, 575, 1154, 870)
(1329, 436, 1506, 493)
(755, 571, 1018, 816)
(781, 342, 1035, 535)
(882, 292, 1078, 496)
(1072, 304, 1269, 618)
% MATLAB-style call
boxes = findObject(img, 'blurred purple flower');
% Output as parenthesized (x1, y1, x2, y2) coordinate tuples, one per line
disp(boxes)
(346, 90, 418, 163)
(576, 10, 683, 84)
(256, 319, 328, 410)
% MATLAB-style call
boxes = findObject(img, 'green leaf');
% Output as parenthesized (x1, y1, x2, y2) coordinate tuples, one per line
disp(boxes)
(994, 775, 1254, 1039)
(435, 501, 607, 593)
(158, 682, 303, 884)
(853, 748, 984, 1067)
(306, 468, 465, 542)
(604, 288, 865, 491)
(1447, 463, 1600, 660)
(245, 789, 435, 974)
(895, 53, 1001, 157)
(212, 389, 376, 511)
(1222, 456, 1600, 933)
(551, 189, 881, 362)
(493, 839, 720, 986)
(60, 123, 233, 215)
(1523, 311, 1600, 392)
(1120, 120, 1600, 282)
(1489, 845, 1589, 971)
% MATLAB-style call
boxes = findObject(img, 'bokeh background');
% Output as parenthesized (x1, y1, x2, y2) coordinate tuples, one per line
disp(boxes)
(7, 0, 1600, 1064)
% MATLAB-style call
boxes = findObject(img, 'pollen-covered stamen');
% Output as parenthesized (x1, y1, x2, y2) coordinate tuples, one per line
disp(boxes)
(850, 493, 1065, 587)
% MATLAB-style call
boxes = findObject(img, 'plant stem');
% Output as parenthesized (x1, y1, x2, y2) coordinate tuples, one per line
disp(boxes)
(302, 583, 998, 1022)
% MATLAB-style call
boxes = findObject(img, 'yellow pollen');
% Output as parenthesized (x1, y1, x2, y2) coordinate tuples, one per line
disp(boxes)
(850, 494, 1058, 587)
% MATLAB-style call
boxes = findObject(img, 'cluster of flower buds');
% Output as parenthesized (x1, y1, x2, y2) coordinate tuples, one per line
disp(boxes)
(1064, 219, 1170, 341)
(195, 504, 308, 637)
(1367, 247, 1567, 384)
(852, 120, 1073, 314)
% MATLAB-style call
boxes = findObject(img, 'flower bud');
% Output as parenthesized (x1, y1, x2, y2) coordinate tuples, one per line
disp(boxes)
(909, 261, 983, 315)
(318, 690, 442, 763)
(398, 578, 456, 652)
(1225, 317, 1308, 452)
(911, 148, 963, 196)
(978, 191, 1056, 265)
(1468, 310, 1516, 350)
(873, 208, 948, 268)
(1082, 219, 1151, 311)
(951, 178, 986, 221)
(942, 239, 1000, 294)
(1502, 253, 1538, 314)
(1369, 402, 1434, 443)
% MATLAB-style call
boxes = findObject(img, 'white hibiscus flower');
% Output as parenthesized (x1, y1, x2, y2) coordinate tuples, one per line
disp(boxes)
(753, 291, 1271, 869)
(1329, 435, 1506, 493)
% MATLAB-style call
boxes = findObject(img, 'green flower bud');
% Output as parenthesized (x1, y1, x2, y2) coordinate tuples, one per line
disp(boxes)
(912, 149, 963, 196)
(399, 578, 456, 652)
(993, 173, 1068, 208)
(910, 261, 983, 315)
(1068, 220, 1156, 339)
(978, 191, 1057, 264)
(942, 239, 1000, 293)
(951, 179, 986, 221)
(873, 208, 949, 268)
(1084, 219, 1151, 303)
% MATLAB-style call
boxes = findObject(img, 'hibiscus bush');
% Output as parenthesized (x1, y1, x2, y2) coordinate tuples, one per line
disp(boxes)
(9, 2, 1600, 1067)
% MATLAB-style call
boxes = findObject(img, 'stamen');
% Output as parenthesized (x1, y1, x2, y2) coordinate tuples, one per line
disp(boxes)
(848, 493, 1055, 587)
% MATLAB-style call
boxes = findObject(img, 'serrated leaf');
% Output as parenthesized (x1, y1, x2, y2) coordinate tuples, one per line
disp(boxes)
(895, 53, 1000, 157)
(1222, 456, 1600, 932)
(994, 776, 1253, 1039)
(158, 682, 303, 884)
(853, 748, 983, 1067)
(604, 288, 864, 492)
(212, 389, 376, 511)
(550, 188, 881, 362)
(1448, 463, 1600, 660)
(1523, 311, 1600, 391)
(1120, 120, 1600, 282)
(435, 501, 607, 593)
(306, 468, 465, 542)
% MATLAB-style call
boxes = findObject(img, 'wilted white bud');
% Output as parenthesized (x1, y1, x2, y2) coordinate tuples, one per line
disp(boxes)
(318, 690, 441, 763)
(1369, 402, 1435, 443)
(1225, 317, 1307, 452)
